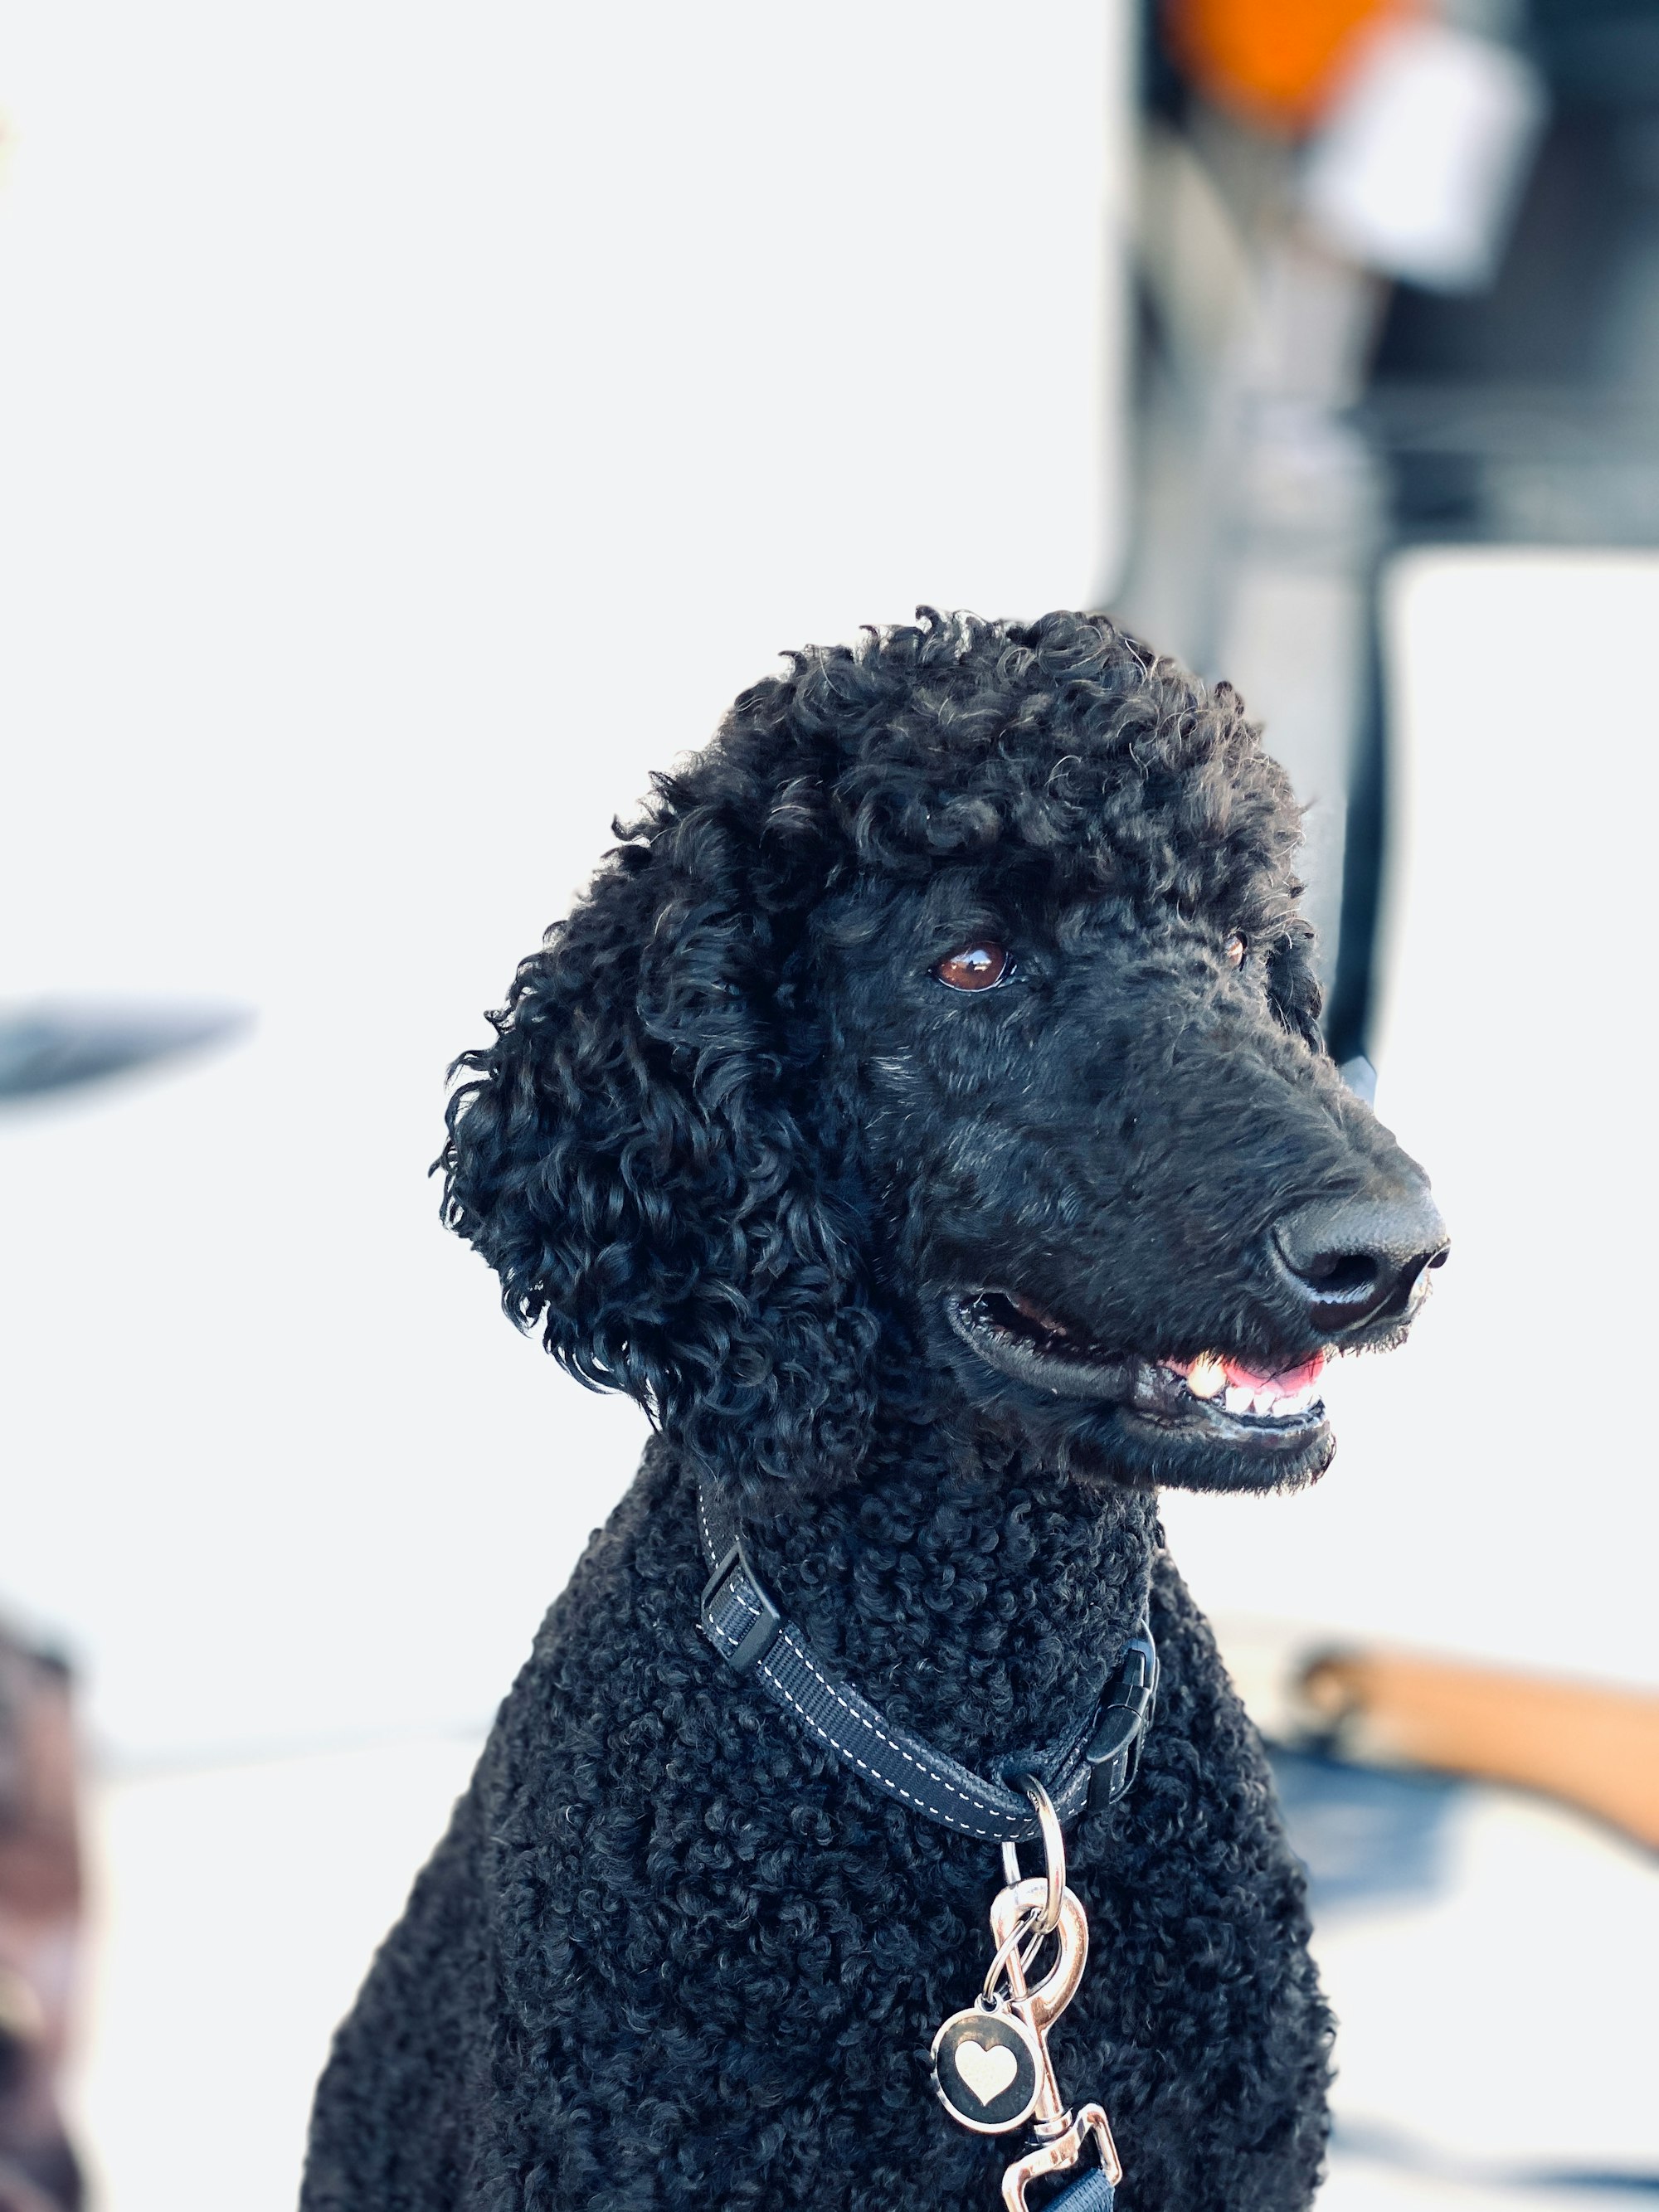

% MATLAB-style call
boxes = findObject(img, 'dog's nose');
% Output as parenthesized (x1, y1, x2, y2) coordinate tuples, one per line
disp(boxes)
(1270, 1188, 1448, 1339)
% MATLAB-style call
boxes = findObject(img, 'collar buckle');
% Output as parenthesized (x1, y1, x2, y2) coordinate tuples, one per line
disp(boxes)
(1084, 1629, 1159, 1812)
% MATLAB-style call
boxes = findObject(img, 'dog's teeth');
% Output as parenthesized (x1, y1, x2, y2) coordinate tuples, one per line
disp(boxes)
(1263, 1382, 1317, 1417)
(1187, 1355, 1323, 1420)
(1185, 1353, 1225, 1399)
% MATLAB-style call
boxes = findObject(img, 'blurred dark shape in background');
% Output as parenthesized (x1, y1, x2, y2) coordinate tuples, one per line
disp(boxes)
(1374, 0, 1659, 564)
(0, 1006, 247, 2208)
(0, 1001, 249, 1106)
(0, 1632, 81, 2212)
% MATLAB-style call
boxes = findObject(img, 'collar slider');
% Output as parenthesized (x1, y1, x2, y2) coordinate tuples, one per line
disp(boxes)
(699, 1539, 784, 1673)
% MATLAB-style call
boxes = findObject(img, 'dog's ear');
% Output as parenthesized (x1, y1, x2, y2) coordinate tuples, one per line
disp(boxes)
(440, 832, 878, 1503)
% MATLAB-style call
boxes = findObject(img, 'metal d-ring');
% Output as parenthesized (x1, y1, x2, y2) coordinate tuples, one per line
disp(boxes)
(1002, 1772, 1065, 1936)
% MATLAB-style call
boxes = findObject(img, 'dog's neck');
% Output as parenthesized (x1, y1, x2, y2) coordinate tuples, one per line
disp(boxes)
(730, 1426, 1160, 1775)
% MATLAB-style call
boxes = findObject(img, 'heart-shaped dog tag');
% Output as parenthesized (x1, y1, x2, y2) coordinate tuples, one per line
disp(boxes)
(931, 2005, 1041, 2135)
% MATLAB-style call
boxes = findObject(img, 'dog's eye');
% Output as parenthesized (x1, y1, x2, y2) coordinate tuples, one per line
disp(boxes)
(1224, 932, 1248, 968)
(933, 942, 1011, 992)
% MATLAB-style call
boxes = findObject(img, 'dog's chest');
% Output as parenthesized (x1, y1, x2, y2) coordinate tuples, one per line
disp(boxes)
(486, 1489, 1160, 2166)
(392, 1462, 1331, 2212)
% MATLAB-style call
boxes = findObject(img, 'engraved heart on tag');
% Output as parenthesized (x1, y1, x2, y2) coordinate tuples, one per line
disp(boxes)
(930, 2004, 1040, 2134)
(955, 2038, 1019, 2106)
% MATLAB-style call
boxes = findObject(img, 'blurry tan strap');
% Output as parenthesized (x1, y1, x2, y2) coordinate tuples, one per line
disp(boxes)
(1300, 1650, 1659, 1850)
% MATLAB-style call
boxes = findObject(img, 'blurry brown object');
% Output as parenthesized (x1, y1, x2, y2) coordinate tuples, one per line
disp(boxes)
(1164, 0, 1417, 132)
(0, 1631, 83, 2212)
(1301, 1649, 1659, 1850)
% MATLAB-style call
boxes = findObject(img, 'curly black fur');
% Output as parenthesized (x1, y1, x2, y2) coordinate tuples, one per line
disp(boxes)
(301, 610, 1438, 2212)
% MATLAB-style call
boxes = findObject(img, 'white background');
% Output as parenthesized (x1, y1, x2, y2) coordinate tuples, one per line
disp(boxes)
(0, 0, 1131, 1767)
(1163, 549, 1659, 1694)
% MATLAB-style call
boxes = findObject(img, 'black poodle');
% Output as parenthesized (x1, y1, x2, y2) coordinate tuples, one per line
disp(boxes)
(302, 610, 1445, 2212)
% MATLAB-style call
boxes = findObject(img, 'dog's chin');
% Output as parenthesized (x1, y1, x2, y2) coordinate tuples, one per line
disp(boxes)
(940, 1288, 1337, 1495)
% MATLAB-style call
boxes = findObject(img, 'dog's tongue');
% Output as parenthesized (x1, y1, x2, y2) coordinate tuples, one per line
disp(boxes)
(1220, 1353, 1325, 1396)
(1165, 1348, 1326, 1412)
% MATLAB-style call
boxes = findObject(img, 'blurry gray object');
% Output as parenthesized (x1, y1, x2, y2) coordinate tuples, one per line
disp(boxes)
(1121, 120, 1386, 1043)
(1370, 382, 1659, 546)
(1123, 0, 1653, 1072)
(1371, 0, 1659, 551)
(0, 1000, 250, 1103)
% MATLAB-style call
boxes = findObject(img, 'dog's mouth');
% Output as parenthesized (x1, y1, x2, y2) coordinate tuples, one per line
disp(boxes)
(944, 1288, 1328, 1438)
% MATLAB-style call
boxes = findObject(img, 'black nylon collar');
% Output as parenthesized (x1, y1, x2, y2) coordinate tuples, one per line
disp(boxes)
(695, 1475, 1157, 1844)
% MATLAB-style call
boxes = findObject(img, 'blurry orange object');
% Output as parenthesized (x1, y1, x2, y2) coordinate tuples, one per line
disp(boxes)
(1301, 1649, 1659, 1850)
(1165, 0, 1419, 133)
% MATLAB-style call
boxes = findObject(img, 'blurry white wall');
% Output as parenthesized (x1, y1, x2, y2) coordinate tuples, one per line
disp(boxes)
(0, 0, 1136, 1767)
(1164, 548, 1659, 1694)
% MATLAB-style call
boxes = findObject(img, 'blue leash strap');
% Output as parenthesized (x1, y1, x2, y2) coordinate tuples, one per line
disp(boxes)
(695, 1475, 1155, 1843)
(1047, 2173, 1115, 2212)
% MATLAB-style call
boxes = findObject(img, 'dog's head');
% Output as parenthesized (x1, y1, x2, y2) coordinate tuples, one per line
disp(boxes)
(444, 610, 1445, 1505)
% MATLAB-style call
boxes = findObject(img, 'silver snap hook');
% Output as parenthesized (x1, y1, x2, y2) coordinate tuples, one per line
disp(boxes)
(1001, 1772, 1065, 1937)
